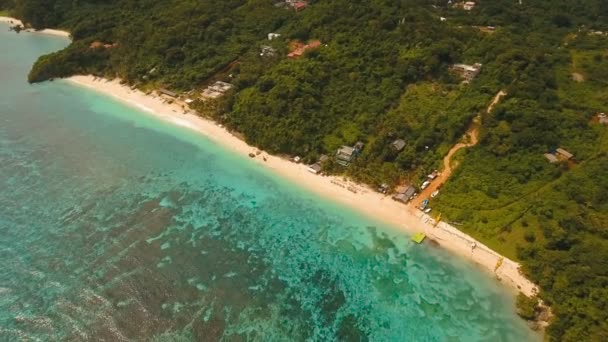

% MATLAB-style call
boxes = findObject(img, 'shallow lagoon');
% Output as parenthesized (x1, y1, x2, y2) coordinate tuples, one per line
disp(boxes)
(0, 24, 537, 340)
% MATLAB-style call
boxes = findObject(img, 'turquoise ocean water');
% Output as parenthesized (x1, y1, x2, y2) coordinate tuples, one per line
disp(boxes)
(0, 25, 537, 341)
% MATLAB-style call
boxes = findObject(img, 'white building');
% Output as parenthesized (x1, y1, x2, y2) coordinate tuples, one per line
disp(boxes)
(201, 81, 234, 99)
(463, 1, 476, 11)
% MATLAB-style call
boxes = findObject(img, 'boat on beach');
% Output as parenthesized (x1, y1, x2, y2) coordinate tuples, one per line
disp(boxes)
(411, 232, 426, 244)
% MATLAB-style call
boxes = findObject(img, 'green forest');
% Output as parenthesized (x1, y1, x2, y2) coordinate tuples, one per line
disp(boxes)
(2, 0, 608, 340)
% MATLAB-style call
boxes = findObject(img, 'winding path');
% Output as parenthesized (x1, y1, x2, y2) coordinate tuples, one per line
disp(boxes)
(412, 90, 507, 208)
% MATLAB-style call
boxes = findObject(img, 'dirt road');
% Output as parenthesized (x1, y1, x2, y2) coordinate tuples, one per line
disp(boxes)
(411, 90, 506, 209)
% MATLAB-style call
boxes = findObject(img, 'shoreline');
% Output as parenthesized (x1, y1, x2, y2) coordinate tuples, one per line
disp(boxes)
(0, 16, 70, 38)
(66, 75, 539, 298)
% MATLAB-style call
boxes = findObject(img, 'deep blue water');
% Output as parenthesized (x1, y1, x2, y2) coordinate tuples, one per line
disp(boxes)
(0, 24, 537, 341)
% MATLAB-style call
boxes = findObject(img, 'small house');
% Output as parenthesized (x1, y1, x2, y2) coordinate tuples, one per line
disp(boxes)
(201, 81, 233, 99)
(336, 146, 357, 166)
(555, 148, 574, 160)
(393, 185, 416, 203)
(159, 88, 177, 98)
(544, 153, 559, 163)
(307, 163, 322, 174)
(391, 139, 406, 151)
(451, 63, 482, 81)
(463, 1, 476, 10)
(598, 113, 607, 125)
(210, 81, 233, 93)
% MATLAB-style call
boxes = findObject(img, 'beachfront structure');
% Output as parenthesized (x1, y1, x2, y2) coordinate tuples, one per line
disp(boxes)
(556, 148, 574, 160)
(391, 139, 406, 151)
(307, 163, 322, 174)
(544, 153, 559, 163)
(393, 185, 416, 203)
(201, 81, 233, 99)
(336, 142, 363, 166)
(336, 146, 357, 166)
(159, 88, 177, 98)
(287, 40, 321, 58)
(463, 1, 476, 10)
(451, 63, 482, 81)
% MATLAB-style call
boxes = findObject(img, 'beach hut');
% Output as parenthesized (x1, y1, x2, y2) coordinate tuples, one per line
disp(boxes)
(393, 185, 416, 203)
(307, 163, 322, 174)
(159, 88, 177, 98)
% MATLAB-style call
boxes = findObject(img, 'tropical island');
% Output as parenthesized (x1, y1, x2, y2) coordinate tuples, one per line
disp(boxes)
(2, 0, 607, 340)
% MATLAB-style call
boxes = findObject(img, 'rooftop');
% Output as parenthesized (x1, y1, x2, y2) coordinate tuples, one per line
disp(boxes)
(159, 88, 177, 97)
(307, 163, 322, 174)
(287, 40, 321, 58)
(453, 63, 482, 72)
(392, 139, 406, 151)
(544, 153, 559, 163)
(337, 145, 356, 157)
(201, 81, 233, 99)
(556, 148, 574, 159)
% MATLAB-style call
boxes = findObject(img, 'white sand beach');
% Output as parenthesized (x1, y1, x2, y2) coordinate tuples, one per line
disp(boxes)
(0, 19, 533, 296)
(0, 16, 70, 38)
(67, 75, 539, 297)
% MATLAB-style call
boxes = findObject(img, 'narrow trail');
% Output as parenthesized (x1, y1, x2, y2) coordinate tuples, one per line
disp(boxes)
(412, 90, 507, 208)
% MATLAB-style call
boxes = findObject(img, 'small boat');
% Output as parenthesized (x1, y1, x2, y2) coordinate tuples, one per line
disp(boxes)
(411, 232, 426, 244)
(424, 208, 432, 213)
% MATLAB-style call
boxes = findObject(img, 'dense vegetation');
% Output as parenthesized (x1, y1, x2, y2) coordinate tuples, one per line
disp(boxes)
(3, 0, 608, 340)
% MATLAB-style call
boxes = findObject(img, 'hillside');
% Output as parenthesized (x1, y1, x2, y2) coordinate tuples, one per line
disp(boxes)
(2, 0, 608, 340)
